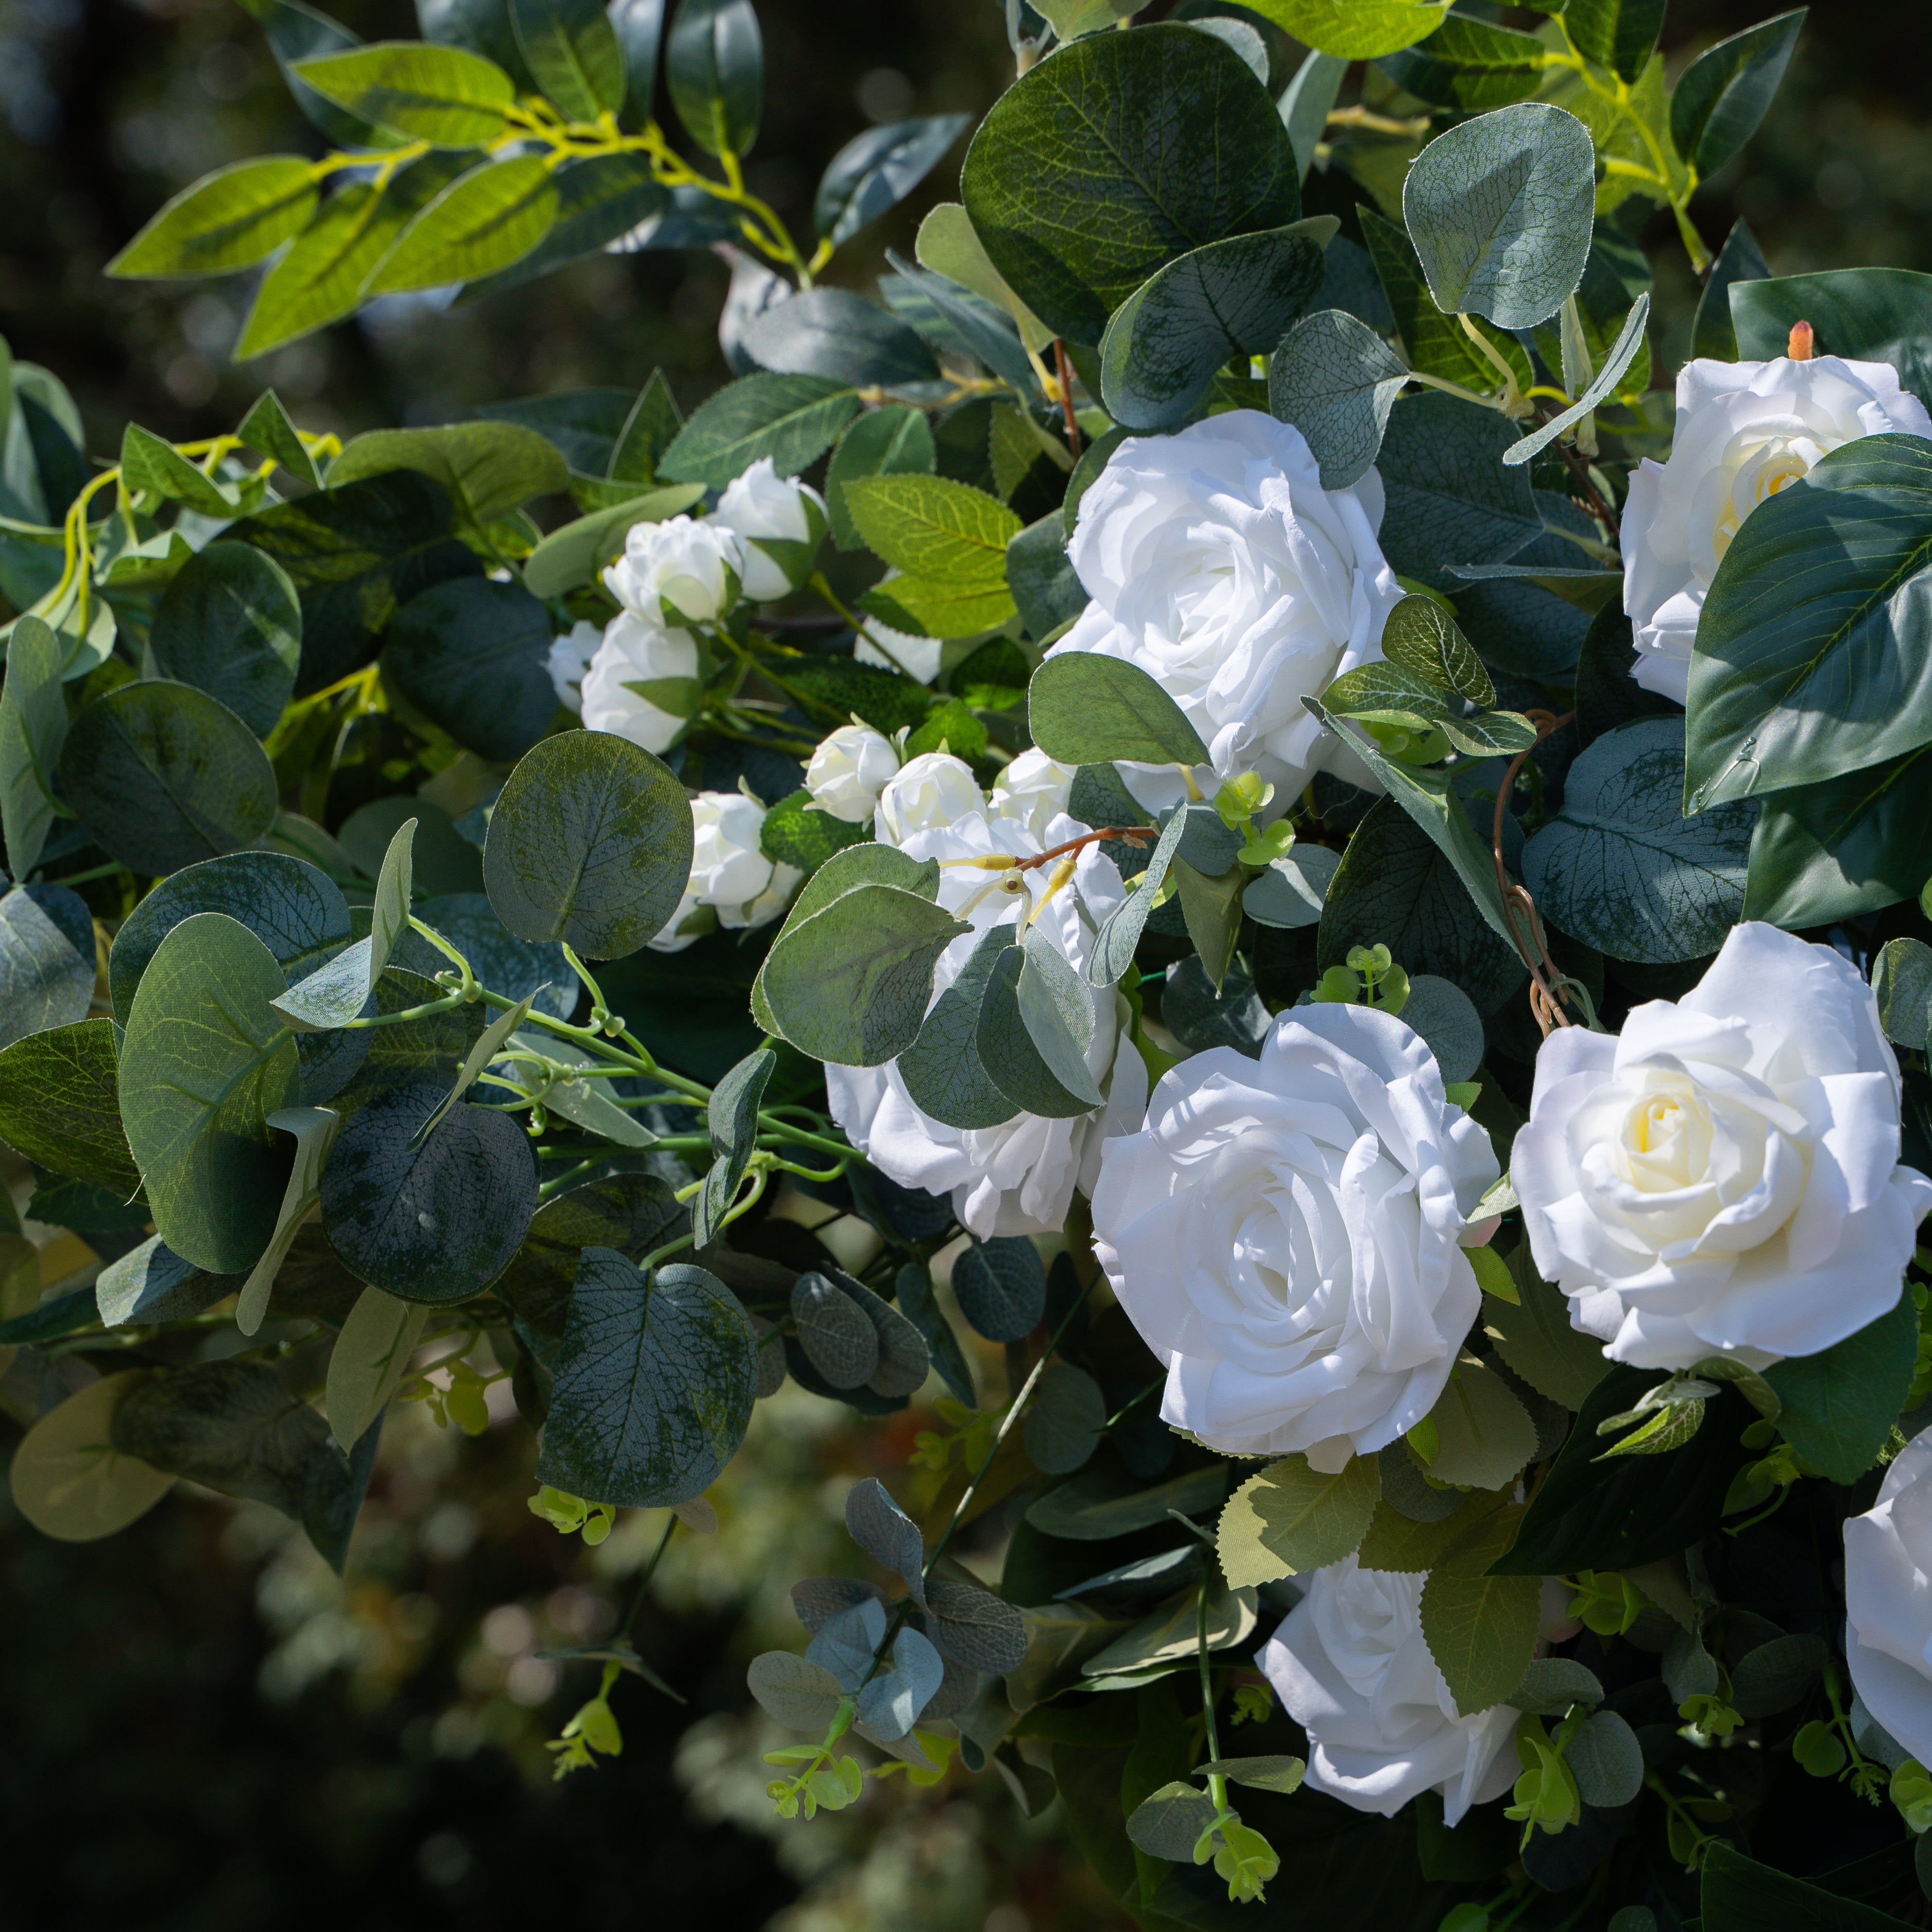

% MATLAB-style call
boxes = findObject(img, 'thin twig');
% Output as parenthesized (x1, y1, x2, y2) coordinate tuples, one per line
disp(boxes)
(1052, 339, 1083, 459)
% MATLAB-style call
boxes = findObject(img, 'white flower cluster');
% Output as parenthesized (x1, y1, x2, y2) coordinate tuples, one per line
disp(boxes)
(648, 789, 803, 954)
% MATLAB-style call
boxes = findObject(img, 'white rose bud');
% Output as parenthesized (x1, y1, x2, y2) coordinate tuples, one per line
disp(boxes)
(856, 619, 942, 686)
(713, 456, 828, 600)
(806, 723, 900, 824)
(1092, 1002, 1499, 1465)
(603, 514, 744, 626)
(649, 791, 794, 953)
(545, 619, 602, 714)
(1622, 354, 1931, 704)
(1514, 921, 1932, 1371)
(987, 747, 1077, 846)
(579, 612, 702, 755)
(1846, 1426, 1932, 1766)
(874, 750, 983, 847)
(1047, 409, 1403, 810)
(825, 796, 1148, 1238)
(1259, 1557, 1519, 1826)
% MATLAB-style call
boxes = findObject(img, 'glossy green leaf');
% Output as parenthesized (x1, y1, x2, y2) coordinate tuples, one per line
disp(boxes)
(1242, 0, 1450, 59)
(534, 1248, 757, 1507)
(741, 288, 938, 390)
(665, 0, 762, 158)
(0, 614, 67, 882)
(459, 150, 666, 300)
(1763, 1290, 1917, 1485)
(1565, 0, 1664, 82)
(384, 576, 556, 763)
(1217, 1452, 1381, 1588)
(0, 1017, 141, 1193)
(60, 680, 278, 876)
(1377, 11, 1550, 111)
(816, 114, 971, 249)
(960, 23, 1300, 346)
(120, 912, 301, 1273)
(291, 40, 516, 144)
(1730, 266, 1932, 409)
(148, 540, 301, 739)
(509, 0, 624, 121)
(1692, 218, 1771, 363)
(1668, 10, 1806, 180)
(366, 155, 557, 296)
(484, 730, 693, 959)
(121, 423, 234, 518)
(1401, 101, 1595, 330)
(327, 419, 568, 525)
(1100, 224, 1329, 434)
(658, 372, 859, 490)
(1686, 436, 1932, 809)
(1524, 718, 1756, 965)
(106, 155, 320, 279)
(8, 1374, 175, 1542)
(320, 1079, 536, 1302)
(240, 385, 327, 483)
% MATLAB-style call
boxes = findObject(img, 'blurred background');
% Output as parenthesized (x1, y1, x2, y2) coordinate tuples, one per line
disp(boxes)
(0, 2, 1923, 1926)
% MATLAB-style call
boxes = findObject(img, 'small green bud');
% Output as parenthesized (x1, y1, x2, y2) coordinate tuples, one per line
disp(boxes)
(1891, 1757, 1932, 1833)
(1211, 1818, 1279, 1904)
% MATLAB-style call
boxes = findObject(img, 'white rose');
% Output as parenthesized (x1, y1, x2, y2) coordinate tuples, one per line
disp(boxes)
(713, 456, 828, 600)
(1845, 1426, 1932, 1767)
(649, 790, 796, 953)
(1047, 409, 1402, 802)
(1092, 1002, 1499, 1466)
(1514, 921, 1932, 1371)
(603, 514, 744, 626)
(1259, 1556, 1519, 1826)
(806, 723, 900, 824)
(825, 801, 1149, 1238)
(579, 612, 702, 755)
(874, 750, 983, 847)
(856, 619, 942, 685)
(545, 620, 602, 714)
(1622, 355, 1932, 704)
(987, 747, 1077, 846)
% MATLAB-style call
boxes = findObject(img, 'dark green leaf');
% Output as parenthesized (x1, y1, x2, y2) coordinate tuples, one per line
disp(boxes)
(1668, 11, 1806, 179)
(882, 253, 1041, 402)
(952, 1235, 1045, 1344)
(60, 680, 278, 876)
(1692, 217, 1770, 363)
(233, 0, 385, 147)
(1566, 0, 1664, 83)
(741, 288, 939, 389)
(791, 1270, 878, 1388)
(95, 1236, 241, 1327)
(1099, 225, 1328, 434)
(326, 420, 568, 525)
(757, 790, 869, 877)
(1764, 1290, 1917, 1485)
(1481, 1245, 1608, 1410)
(1575, 600, 1674, 749)
(1700, 1841, 1901, 1932)
(1374, 390, 1542, 590)
(320, 1079, 536, 1303)
(534, 1248, 757, 1506)
(0, 1017, 142, 1193)
(1025, 1363, 1106, 1476)
(1006, 516, 1087, 644)
(1028, 654, 1209, 767)
(1731, 266, 1932, 412)
(119, 913, 301, 1273)
(509, 0, 624, 121)
(484, 730, 693, 959)
(895, 1262, 974, 1406)
(226, 469, 481, 695)
(384, 575, 557, 763)
(0, 884, 94, 1049)
(113, 1360, 331, 1514)
(960, 23, 1300, 347)
(898, 925, 1022, 1132)
(1563, 1709, 1644, 1807)
(609, 0, 664, 126)
(974, 941, 1093, 1120)
(694, 1045, 774, 1246)
(826, 406, 936, 552)
(493, 1171, 685, 1339)
(665, 0, 762, 158)
(1025, 1461, 1228, 1541)
(1524, 718, 1756, 965)
(1376, 10, 1548, 110)
(658, 372, 859, 490)
(0, 613, 69, 883)
(1358, 204, 1533, 396)
(816, 114, 971, 250)
(148, 540, 301, 738)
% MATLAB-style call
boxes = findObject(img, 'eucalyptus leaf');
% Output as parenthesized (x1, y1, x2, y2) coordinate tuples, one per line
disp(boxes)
(0, 883, 94, 1050)
(8, 1373, 175, 1542)
(951, 1236, 1046, 1344)
(0, 613, 69, 881)
(1268, 307, 1411, 489)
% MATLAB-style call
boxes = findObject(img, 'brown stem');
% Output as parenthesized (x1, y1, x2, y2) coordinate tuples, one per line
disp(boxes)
(1052, 338, 1084, 459)
(1554, 436, 1620, 542)
(1492, 711, 1578, 1037)
(1013, 825, 1150, 873)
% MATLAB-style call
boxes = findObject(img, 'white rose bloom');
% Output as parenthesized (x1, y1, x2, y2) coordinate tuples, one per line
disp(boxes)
(987, 747, 1078, 846)
(1092, 1002, 1499, 1466)
(1515, 922, 1932, 1372)
(1047, 409, 1402, 804)
(1845, 1426, 1932, 1767)
(649, 790, 796, 953)
(603, 514, 744, 626)
(826, 802, 1150, 1238)
(806, 723, 900, 824)
(874, 750, 984, 847)
(545, 620, 602, 714)
(1259, 1557, 1519, 1826)
(856, 620, 943, 685)
(1622, 355, 1932, 704)
(713, 456, 828, 600)
(579, 612, 702, 755)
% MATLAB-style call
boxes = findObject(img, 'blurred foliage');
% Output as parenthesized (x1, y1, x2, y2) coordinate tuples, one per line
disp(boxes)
(2, 0, 1929, 1925)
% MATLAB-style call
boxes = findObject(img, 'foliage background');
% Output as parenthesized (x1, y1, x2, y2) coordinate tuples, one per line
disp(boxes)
(0, 1, 1924, 1925)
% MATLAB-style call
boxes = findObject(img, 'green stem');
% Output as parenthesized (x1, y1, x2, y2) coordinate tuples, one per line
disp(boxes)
(1198, 1585, 1228, 1820)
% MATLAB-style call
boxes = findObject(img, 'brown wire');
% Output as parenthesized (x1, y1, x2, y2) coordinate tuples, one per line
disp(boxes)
(1492, 710, 1577, 1038)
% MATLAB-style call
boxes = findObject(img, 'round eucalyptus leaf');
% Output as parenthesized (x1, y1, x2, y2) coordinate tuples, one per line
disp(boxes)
(792, 1271, 879, 1389)
(120, 912, 302, 1274)
(0, 883, 95, 1049)
(337, 796, 483, 897)
(534, 1247, 757, 1508)
(383, 575, 559, 763)
(320, 1080, 538, 1304)
(111, 1358, 331, 1512)
(1243, 844, 1340, 929)
(59, 679, 279, 876)
(1023, 1362, 1106, 1475)
(493, 1171, 686, 1338)
(1563, 1709, 1645, 1809)
(484, 730, 693, 958)
(1398, 973, 1485, 1084)
(952, 1236, 1045, 1343)
(148, 539, 302, 738)
(8, 1373, 175, 1541)
(1267, 307, 1410, 489)
(0, 1017, 142, 1193)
